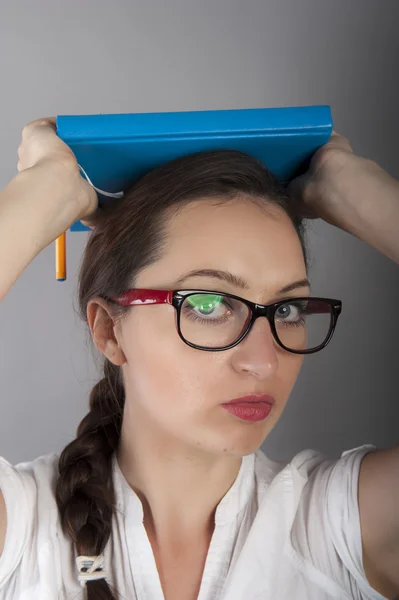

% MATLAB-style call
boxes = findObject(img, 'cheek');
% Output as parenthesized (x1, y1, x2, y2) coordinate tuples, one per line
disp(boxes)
(277, 353, 304, 407)
(284, 353, 303, 380)
(121, 307, 220, 413)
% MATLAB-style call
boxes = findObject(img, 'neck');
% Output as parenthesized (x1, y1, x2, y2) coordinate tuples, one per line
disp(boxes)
(116, 403, 242, 542)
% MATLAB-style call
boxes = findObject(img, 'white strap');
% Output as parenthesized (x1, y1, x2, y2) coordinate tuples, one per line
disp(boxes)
(76, 554, 108, 587)
(78, 164, 124, 198)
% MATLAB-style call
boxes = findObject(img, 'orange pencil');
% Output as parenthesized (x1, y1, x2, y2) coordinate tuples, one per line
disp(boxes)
(56, 233, 66, 281)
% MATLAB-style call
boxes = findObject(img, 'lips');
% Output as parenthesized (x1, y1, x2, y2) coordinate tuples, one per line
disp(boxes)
(221, 396, 274, 422)
(221, 394, 275, 406)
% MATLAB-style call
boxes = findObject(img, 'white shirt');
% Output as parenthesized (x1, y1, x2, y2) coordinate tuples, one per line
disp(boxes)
(0, 444, 387, 600)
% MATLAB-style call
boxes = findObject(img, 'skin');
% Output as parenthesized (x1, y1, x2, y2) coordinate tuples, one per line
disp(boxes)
(87, 198, 307, 561)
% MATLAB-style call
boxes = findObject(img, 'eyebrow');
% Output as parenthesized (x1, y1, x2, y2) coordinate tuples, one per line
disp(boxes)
(174, 269, 311, 296)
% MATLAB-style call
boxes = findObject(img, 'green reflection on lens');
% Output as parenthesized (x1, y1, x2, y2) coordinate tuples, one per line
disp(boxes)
(186, 294, 223, 315)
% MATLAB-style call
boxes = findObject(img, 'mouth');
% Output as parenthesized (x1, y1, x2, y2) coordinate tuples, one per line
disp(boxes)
(221, 394, 275, 406)
(220, 395, 275, 422)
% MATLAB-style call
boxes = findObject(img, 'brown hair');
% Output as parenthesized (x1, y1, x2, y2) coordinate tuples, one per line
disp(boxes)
(55, 149, 309, 599)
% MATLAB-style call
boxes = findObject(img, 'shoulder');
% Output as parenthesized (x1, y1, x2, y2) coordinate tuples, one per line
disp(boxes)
(0, 489, 5, 556)
(0, 452, 60, 535)
(254, 444, 376, 541)
(0, 452, 59, 499)
(257, 443, 376, 485)
(0, 453, 60, 587)
(269, 445, 378, 598)
(282, 444, 376, 524)
(253, 445, 354, 489)
(287, 444, 376, 530)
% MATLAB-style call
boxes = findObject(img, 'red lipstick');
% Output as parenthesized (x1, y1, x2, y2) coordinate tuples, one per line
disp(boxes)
(221, 395, 275, 422)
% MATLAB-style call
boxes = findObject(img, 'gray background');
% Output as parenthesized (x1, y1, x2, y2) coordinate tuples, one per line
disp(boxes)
(0, 0, 398, 465)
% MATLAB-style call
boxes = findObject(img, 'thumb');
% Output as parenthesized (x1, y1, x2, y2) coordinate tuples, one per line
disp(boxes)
(287, 173, 319, 220)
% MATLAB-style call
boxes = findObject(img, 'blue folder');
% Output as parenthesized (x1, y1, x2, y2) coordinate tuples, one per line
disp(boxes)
(56, 106, 333, 231)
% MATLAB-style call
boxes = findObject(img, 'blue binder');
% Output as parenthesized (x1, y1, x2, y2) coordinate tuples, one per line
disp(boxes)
(56, 106, 333, 232)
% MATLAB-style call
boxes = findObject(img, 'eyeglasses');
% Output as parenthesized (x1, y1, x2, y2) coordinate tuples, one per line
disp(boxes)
(108, 289, 342, 354)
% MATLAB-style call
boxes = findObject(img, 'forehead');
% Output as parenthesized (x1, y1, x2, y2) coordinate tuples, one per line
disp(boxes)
(136, 197, 307, 295)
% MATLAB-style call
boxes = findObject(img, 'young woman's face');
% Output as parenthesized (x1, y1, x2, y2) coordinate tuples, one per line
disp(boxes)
(117, 197, 309, 457)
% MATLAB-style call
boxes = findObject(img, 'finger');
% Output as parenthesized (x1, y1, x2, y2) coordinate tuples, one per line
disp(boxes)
(287, 174, 319, 219)
(40, 117, 57, 131)
(80, 220, 96, 230)
(287, 172, 307, 197)
(34, 117, 56, 128)
(326, 130, 353, 152)
(80, 206, 105, 229)
(22, 117, 57, 139)
(287, 173, 310, 207)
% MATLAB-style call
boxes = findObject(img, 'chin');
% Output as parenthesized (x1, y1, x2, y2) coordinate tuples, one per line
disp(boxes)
(205, 426, 272, 458)
(217, 415, 279, 456)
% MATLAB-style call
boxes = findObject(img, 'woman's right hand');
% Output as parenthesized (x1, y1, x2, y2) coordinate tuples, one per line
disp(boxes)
(0, 118, 103, 300)
(17, 118, 99, 237)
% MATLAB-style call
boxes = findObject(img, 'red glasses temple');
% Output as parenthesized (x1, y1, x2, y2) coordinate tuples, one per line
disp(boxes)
(110, 289, 174, 306)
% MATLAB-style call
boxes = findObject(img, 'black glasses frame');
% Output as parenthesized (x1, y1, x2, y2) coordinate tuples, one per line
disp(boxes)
(172, 290, 342, 354)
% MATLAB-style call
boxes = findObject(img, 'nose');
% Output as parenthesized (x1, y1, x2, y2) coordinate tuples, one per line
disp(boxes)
(231, 316, 279, 379)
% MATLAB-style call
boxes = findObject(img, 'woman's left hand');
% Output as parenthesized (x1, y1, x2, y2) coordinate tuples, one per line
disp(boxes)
(288, 131, 399, 263)
(288, 131, 363, 226)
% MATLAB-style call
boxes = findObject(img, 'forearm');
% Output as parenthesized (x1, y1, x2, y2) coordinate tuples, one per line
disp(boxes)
(328, 159, 399, 264)
(0, 165, 79, 301)
(0, 171, 44, 300)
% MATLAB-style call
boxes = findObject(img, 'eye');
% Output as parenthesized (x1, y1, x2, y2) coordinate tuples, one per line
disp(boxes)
(185, 294, 228, 318)
(275, 301, 305, 323)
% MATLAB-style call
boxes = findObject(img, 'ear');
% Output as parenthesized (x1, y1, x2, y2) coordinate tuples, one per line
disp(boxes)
(87, 298, 127, 366)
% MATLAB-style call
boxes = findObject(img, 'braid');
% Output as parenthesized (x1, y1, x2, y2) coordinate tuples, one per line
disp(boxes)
(56, 360, 125, 599)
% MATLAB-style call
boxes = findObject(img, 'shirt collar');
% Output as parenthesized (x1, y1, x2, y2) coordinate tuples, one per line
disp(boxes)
(112, 451, 256, 526)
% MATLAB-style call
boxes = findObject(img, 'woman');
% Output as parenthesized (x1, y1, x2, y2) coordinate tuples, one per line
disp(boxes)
(0, 118, 398, 600)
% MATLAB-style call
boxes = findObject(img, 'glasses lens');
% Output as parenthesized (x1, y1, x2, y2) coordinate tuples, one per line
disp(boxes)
(180, 293, 251, 349)
(274, 299, 333, 351)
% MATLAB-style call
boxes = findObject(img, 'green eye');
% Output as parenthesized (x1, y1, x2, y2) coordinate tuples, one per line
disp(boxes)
(186, 294, 223, 315)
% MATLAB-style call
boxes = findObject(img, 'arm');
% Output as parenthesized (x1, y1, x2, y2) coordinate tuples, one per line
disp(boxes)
(0, 491, 5, 556)
(290, 133, 399, 596)
(0, 118, 98, 555)
(0, 119, 97, 301)
(0, 165, 85, 301)
(289, 133, 399, 264)
(359, 447, 399, 597)
(316, 155, 399, 264)
(326, 148, 399, 594)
